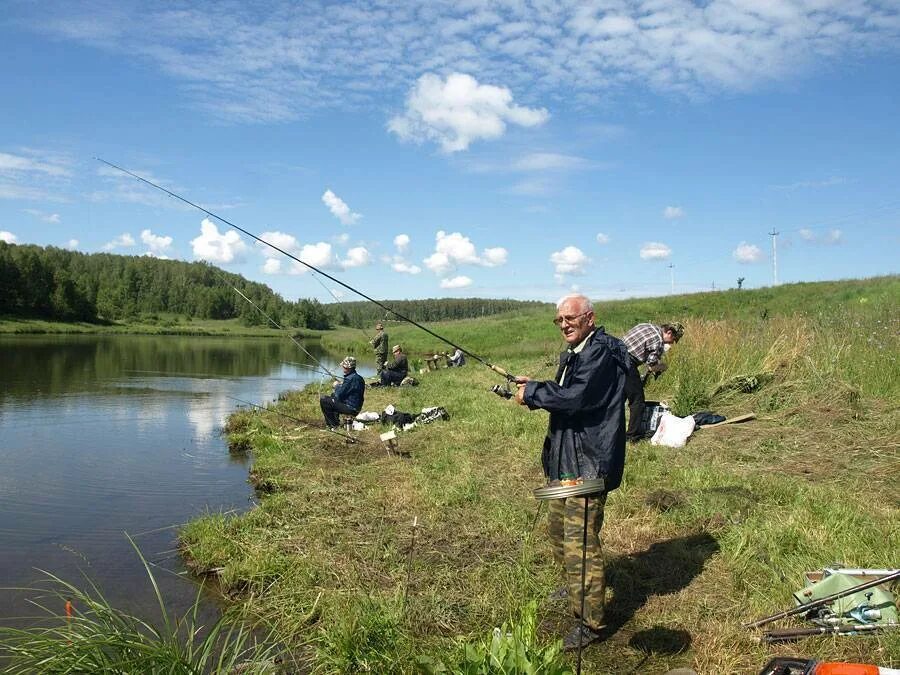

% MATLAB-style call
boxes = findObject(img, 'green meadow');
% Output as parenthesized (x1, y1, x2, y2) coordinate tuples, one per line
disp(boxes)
(3, 276, 897, 673)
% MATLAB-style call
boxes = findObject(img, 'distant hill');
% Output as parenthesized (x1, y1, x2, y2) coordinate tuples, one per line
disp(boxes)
(0, 242, 331, 328)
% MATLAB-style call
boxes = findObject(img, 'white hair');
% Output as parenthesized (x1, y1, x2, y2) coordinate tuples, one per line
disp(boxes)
(556, 294, 593, 313)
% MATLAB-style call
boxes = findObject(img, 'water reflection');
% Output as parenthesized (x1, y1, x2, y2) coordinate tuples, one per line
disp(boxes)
(0, 334, 356, 627)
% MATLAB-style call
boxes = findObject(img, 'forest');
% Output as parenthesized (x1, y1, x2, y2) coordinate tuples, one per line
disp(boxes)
(0, 242, 549, 329)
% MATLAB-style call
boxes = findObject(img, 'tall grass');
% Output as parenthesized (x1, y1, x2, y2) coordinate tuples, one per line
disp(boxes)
(0, 539, 282, 674)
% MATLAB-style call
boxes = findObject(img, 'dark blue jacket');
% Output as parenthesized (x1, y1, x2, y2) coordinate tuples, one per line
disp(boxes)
(523, 328, 629, 490)
(333, 370, 365, 412)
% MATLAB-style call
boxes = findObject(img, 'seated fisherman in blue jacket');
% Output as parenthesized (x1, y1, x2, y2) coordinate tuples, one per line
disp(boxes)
(319, 356, 365, 428)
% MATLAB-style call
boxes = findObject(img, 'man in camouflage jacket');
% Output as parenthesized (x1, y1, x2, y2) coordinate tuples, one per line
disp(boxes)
(369, 322, 388, 376)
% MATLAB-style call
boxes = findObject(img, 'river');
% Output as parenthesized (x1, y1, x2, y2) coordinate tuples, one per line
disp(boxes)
(0, 333, 363, 628)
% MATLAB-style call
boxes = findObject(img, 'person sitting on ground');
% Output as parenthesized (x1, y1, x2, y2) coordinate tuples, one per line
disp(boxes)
(447, 347, 466, 367)
(319, 356, 365, 429)
(379, 344, 408, 386)
(621, 321, 684, 442)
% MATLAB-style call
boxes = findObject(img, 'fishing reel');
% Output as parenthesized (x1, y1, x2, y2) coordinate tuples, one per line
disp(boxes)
(490, 383, 514, 399)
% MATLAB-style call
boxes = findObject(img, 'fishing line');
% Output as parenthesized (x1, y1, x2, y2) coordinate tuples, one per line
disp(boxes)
(307, 269, 373, 341)
(231, 286, 340, 381)
(228, 395, 359, 443)
(95, 159, 517, 382)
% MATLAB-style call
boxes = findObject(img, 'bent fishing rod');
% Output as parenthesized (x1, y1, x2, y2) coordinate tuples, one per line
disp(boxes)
(95, 158, 518, 382)
(232, 286, 340, 380)
(228, 396, 358, 443)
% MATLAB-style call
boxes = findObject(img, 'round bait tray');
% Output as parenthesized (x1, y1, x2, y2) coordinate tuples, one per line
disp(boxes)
(533, 478, 605, 500)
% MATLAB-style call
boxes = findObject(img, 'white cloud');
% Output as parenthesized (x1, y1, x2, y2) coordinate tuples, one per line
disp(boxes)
(392, 260, 422, 275)
(0, 230, 17, 244)
(140, 228, 173, 254)
(190, 218, 247, 263)
(262, 258, 282, 274)
(511, 153, 592, 171)
(23, 208, 61, 223)
(0, 151, 70, 177)
(481, 247, 508, 267)
(322, 189, 361, 225)
(102, 233, 136, 251)
(334, 233, 350, 245)
(394, 233, 410, 252)
(22, 4, 900, 124)
(772, 176, 847, 191)
(423, 230, 506, 274)
(340, 246, 371, 268)
(389, 72, 549, 152)
(66, 239, 78, 249)
(798, 227, 844, 244)
(639, 242, 672, 260)
(298, 242, 335, 269)
(596, 233, 610, 245)
(550, 246, 590, 275)
(440, 275, 473, 289)
(733, 242, 763, 263)
(663, 206, 684, 219)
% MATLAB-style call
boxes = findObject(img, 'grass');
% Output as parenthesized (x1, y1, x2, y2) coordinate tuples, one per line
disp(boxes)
(0, 538, 283, 674)
(0, 313, 321, 338)
(4, 276, 898, 673)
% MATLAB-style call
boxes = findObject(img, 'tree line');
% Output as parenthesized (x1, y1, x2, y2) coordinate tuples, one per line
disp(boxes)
(0, 242, 331, 328)
(331, 297, 550, 327)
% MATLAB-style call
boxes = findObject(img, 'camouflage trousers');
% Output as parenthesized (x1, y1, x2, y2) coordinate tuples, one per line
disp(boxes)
(375, 352, 387, 376)
(547, 493, 608, 630)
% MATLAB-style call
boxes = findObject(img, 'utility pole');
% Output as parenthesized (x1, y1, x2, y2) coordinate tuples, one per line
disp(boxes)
(668, 263, 675, 294)
(769, 228, 779, 285)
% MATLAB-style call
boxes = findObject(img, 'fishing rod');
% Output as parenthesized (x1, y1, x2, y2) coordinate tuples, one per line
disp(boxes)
(232, 285, 340, 381)
(95, 159, 519, 382)
(228, 396, 358, 443)
(307, 269, 373, 341)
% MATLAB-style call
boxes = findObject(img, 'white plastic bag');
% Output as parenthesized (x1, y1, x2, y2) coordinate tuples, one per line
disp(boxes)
(650, 412, 696, 448)
(355, 411, 380, 422)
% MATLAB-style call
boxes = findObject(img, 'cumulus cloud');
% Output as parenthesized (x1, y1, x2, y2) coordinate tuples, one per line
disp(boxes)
(0, 230, 17, 244)
(102, 233, 136, 251)
(733, 242, 764, 263)
(550, 246, 590, 275)
(799, 228, 816, 241)
(389, 72, 549, 152)
(20, 4, 900, 124)
(340, 246, 371, 268)
(141, 228, 173, 255)
(639, 242, 672, 260)
(66, 239, 78, 249)
(596, 233, 610, 245)
(440, 275, 473, 289)
(322, 189, 361, 225)
(392, 260, 422, 275)
(423, 230, 507, 275)
(298, 242, 335, 269)
(824, 228, 843, 244)
(394, 233, 410, 252)
(663, 206, 684, 219)
(263, 258, 282, 274)
(191, 218, 248, 263)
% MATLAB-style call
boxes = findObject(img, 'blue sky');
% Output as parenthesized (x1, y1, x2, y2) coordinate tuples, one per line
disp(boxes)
(1, 0, 898, 303)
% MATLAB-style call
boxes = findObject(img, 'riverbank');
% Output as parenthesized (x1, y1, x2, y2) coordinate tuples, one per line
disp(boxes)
(0, 314, 322, 338)
(178, 278, 899, 673)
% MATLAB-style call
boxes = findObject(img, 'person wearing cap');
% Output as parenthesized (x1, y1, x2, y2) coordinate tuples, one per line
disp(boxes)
(369, 322, 388, 377)
(379, 344, 408, 386)
(319, 356, 365, 428)
(621, 322, 684, 442)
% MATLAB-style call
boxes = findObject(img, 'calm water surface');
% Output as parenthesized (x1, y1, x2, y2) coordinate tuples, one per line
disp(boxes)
(0, 334, 360, 626)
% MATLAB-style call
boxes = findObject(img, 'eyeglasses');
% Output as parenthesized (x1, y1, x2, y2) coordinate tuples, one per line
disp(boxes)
(553, 310, 591, 327)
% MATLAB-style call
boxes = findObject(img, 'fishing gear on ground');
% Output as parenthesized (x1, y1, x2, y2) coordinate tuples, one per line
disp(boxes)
(759, 656, 900, 675)
(96, 158, 519, 386)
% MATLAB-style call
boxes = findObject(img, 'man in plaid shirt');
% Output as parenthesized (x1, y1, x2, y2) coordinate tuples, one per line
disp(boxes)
(622, 322, 684, 441)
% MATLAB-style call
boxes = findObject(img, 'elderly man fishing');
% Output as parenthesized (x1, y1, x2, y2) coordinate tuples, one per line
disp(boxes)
(514, 294, 629, 651)
(319, 356, 365, 429)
